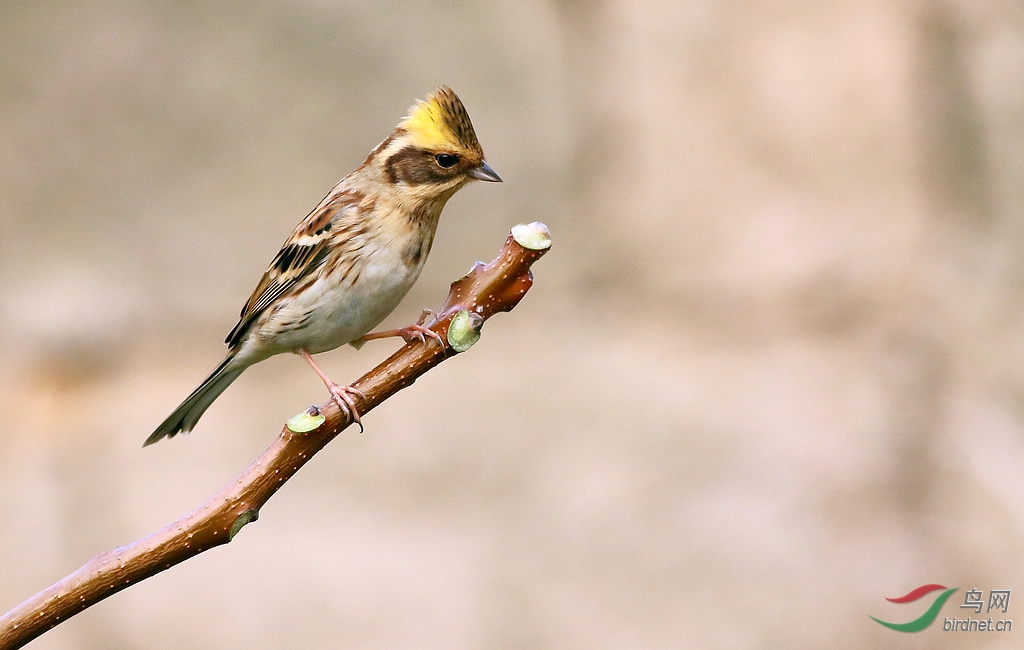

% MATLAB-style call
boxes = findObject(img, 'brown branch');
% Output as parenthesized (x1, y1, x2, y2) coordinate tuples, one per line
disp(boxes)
(0, 223, 551, 650)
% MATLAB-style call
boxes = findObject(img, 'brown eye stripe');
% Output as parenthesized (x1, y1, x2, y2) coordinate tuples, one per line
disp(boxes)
(384, 145, 457, 186)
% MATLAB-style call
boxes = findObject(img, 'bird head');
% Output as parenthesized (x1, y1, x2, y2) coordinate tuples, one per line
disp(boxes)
(374, 87, 501, 193)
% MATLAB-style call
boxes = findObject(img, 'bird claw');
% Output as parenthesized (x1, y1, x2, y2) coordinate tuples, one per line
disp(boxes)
(327, 383, 365, 433)
(399, 324, 444, 346)
(354, 314, 446, 357)
(401, 323, 446, 358)
(298, 349, 365, 432)
(416, 308, 438, 327)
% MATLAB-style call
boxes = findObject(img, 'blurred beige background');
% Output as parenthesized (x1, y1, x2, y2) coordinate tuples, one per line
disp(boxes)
(2, 1, 1024, 648)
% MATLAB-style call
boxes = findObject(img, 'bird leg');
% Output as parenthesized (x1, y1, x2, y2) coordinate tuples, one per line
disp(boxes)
(298, 350, 365, 432)
(354, 309, 445, 350)
(358, 324, 443, 345)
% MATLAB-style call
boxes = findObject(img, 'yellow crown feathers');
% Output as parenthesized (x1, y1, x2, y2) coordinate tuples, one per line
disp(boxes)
(402, 86, 483, 155)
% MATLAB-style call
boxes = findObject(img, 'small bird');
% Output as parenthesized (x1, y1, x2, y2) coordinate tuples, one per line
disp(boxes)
(145, 87, 500, 446)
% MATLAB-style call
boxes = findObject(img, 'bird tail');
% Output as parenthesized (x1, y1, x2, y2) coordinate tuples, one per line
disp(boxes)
(144, 356, 245, 447)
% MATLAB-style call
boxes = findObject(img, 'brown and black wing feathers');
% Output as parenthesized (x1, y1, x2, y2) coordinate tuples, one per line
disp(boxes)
(225, 193, 354, 348)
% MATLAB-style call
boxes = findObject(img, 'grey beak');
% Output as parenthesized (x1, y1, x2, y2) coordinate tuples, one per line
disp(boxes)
(469, 161, 502, 182)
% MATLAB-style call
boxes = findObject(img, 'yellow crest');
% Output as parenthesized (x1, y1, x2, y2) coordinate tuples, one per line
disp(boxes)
(402, 86, 482, 154)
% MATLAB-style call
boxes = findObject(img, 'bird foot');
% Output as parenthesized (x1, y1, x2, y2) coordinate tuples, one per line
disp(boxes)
(326, 382, 365, 433)
(299, 349, 366, 432)
(354, 311, 445, 353)
(398, 323, 445, 345)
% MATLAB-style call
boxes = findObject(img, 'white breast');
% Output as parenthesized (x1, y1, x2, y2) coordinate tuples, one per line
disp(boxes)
(232, 239, 423, 366)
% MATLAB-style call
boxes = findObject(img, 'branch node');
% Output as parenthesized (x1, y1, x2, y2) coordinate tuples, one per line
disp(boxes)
(511, 222, 552, 251)
(286, 406, 326, 433)
(228, 509, 260, 541)
(447, 310, 484, 352)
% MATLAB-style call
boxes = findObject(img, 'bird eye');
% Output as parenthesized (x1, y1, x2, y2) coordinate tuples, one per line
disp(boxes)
(435, 153, 459, 168)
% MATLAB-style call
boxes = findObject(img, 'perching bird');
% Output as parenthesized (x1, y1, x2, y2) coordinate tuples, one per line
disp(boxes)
(145, 87, 500, 446)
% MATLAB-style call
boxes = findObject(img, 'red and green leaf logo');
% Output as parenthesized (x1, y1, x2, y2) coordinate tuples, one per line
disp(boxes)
(871, 584, 958, 632)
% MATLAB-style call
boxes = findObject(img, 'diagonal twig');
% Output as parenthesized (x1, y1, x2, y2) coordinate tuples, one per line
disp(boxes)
(0, 222, 551, 650)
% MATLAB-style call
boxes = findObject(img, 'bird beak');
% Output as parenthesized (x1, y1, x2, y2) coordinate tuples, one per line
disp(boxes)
(469, 161, 502, 182)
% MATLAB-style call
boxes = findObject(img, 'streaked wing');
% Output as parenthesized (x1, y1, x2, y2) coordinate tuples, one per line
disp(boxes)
(225, 192, 353, 347)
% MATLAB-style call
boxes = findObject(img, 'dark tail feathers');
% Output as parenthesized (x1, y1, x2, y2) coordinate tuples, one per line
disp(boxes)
(144, 356, 245, 446)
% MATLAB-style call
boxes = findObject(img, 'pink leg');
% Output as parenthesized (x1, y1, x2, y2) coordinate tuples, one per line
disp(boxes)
(299, 350, 365, 431)
(358, 324, 443, 345)
(355, 310, 444, 349)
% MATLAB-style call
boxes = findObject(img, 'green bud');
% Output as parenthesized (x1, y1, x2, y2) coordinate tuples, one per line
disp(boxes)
(511, 222, 551, 251)
(228, 508, 259, 541)
(286, 405, 326, 433)
(447, 310, 483, 352)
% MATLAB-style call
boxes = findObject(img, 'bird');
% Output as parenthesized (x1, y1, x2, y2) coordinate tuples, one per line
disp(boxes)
(144, 86, 501, 446)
